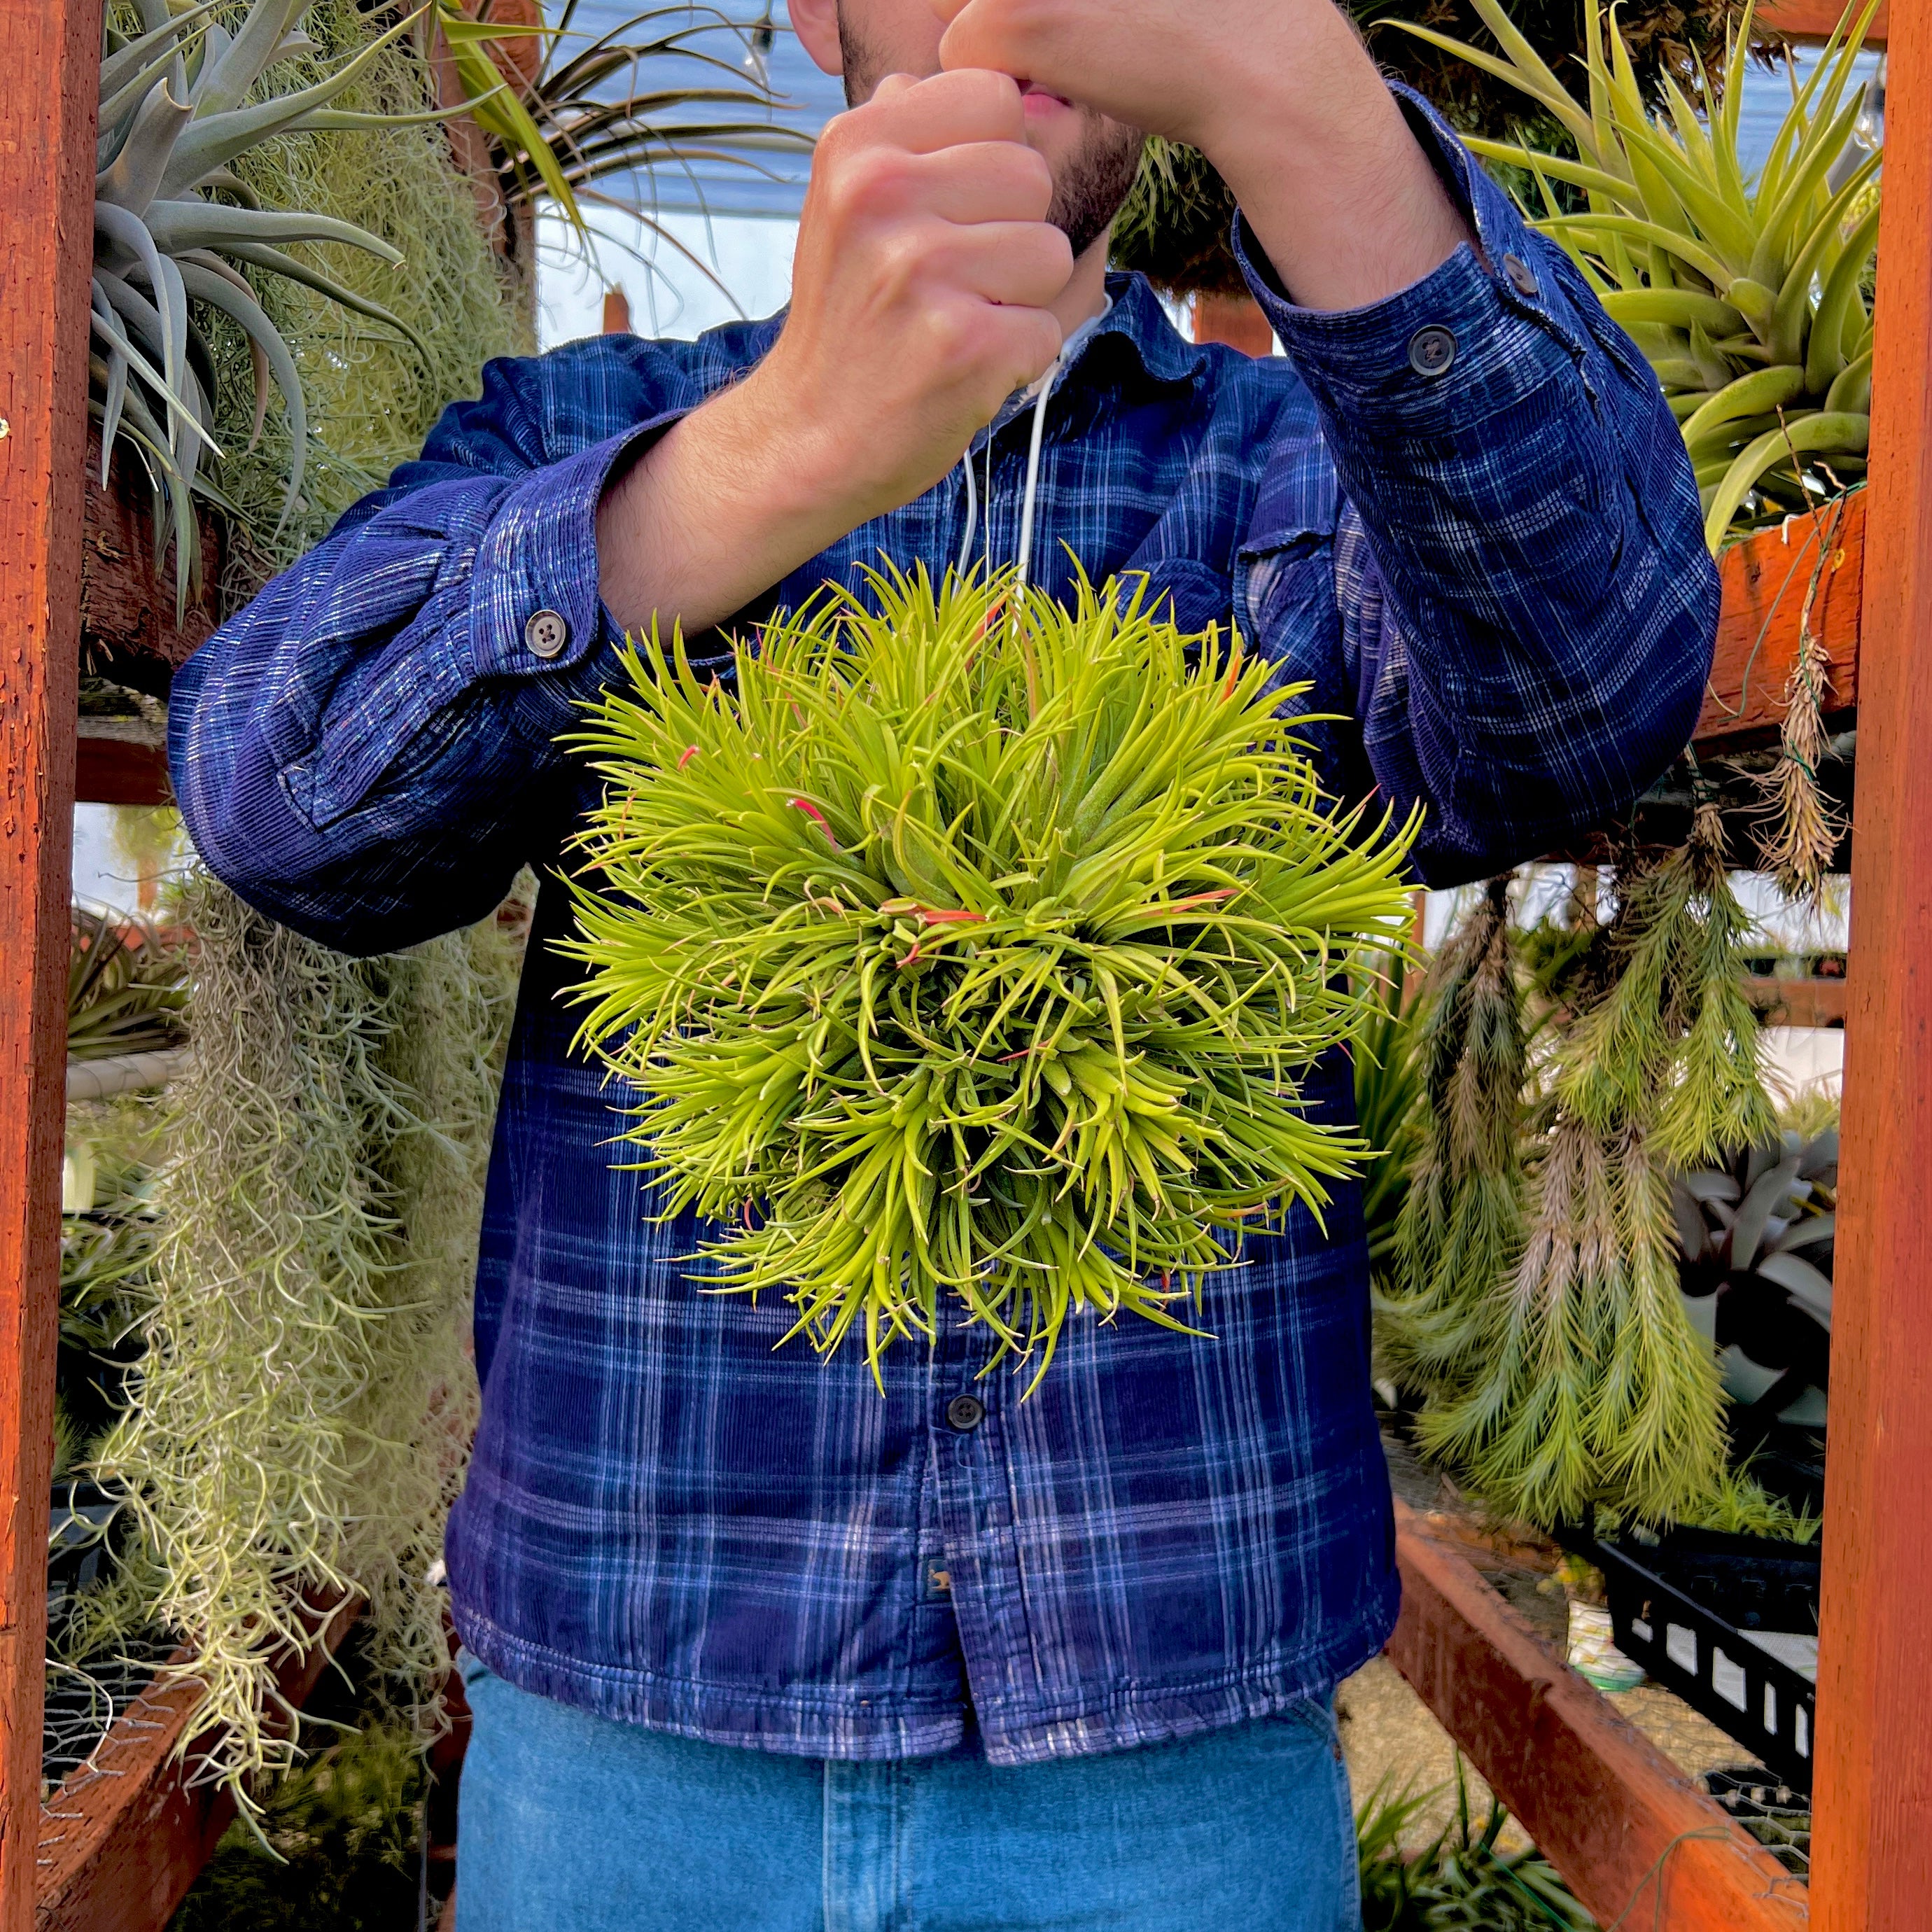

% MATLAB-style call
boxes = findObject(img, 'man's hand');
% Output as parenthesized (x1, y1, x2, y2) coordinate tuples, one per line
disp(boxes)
(765, 68, 1071, 518)
(598, 69, 1069, 639)
(930, 0, 1470, 312)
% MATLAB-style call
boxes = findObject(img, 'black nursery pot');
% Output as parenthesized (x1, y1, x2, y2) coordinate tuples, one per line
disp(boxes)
(1562, 1523, 1822, 1791)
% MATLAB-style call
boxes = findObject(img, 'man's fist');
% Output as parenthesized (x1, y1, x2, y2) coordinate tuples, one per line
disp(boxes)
(752, 67, 1072, 529)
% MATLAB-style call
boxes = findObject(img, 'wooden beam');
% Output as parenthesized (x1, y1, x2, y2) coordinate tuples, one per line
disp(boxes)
(1744, 976, 1849, 1030)
(1388, 1503, 1808, 1931)
(1758, 0, 1888, 45)
(1809, 0, 1932, 1922)
(74, 727, 171, 809)
(0, 3, 104, 1928)
(1193, 293, 1275, 358)
(1696, 493, 1864, 749)
(35, 1597, 361, 1932)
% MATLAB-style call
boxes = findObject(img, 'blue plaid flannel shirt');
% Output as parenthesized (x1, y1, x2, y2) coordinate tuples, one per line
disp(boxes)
(169, 92, 1718, 1765)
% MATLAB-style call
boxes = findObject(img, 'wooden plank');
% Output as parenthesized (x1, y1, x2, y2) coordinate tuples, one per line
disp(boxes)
(1758, 0, 1888, 44)
(1744, 976, 1850, 1029)
(0, 4, 104, 1928)
(1809, 0, 1932, 1923)
(1696, 493, 1864, 749)
(1388, 1502, 1809, 1931)
(35, 1596, 361, 1932)
(74, 728, 170, 809)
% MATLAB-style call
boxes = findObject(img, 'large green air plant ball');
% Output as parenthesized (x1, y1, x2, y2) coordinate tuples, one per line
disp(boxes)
(564, 570, 1419, 1389)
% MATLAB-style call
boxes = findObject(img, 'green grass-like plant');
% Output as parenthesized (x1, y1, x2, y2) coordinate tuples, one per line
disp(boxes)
(565, 569, 1418, 1387)
(1358, 1760, 1595, 1930)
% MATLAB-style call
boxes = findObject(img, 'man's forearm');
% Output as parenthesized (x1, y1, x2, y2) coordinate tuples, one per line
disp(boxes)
(1200, 24, 1471, 314)
(596, 373, 852, 641)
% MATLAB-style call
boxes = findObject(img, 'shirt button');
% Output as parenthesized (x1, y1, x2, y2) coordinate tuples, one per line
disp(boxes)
(524, 608, 570, 659)
(946, 1394, 985, 1432)
(1502, 253, 1540, 299)
(1408, 326, 1457, 378)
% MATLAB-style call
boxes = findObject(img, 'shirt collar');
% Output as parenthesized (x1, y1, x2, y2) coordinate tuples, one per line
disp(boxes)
(976, 271, 1208, 444)
(1092, 270, 1210, 388)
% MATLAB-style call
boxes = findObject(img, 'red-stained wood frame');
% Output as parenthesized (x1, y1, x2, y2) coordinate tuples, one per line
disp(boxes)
(1759, 0, 1888, 43)
(0, 5, 103, 1932)
(1808, 0, 1932, 1921)
(1388, 1505, 1809, 1931)
(35, 1598, 360, 1932)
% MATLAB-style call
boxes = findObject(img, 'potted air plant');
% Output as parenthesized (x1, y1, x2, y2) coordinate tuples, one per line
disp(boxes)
(1405, 0, 1882, 552)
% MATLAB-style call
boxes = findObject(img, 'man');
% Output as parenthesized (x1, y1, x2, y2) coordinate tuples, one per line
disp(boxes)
(169, 0, 1718, 1922)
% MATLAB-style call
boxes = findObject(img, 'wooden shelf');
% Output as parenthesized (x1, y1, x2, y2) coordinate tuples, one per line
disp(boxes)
(1746, 977, 1850, 1028)
(1388, 1502, 1809, 1931)
(36, 1596, 360, 1932)
(74, 724, 169, 808)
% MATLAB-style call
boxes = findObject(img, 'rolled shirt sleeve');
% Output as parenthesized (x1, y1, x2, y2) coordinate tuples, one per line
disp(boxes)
(1237, 85, 1720, 883)
(169, 341, 699, 955)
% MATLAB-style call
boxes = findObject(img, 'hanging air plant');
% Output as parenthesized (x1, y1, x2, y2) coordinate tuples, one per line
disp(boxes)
(1404, 0, 1882, 550)
(97, 874, 524, 1797)
(1380, 877, 1528, 1396)
(564, 568, 1418, 1387)
(93, 0, 435, 606)
(1387, 810, 1779, 1527)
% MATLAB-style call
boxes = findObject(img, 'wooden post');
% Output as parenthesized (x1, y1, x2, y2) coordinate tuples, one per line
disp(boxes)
(1809, 1, 1932, 1924)
(0, 0, 101, 1926)
(1192, 292, 1275, 357)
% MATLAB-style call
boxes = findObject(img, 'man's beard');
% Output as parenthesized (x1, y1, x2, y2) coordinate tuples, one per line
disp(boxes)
(836, 13, 1143, 262)
(1045, 111, 1144, 260)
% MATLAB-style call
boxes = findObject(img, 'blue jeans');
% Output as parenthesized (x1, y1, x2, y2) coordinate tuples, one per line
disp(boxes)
(454, 1654, 1359, 1932)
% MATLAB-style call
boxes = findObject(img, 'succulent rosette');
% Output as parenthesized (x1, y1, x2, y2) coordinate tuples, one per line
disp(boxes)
(564, 568, 1418, 1386)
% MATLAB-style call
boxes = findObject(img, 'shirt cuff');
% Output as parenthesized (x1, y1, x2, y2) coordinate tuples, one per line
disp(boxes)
(465, 407, 691, 680)
(1233, 83, 1591, 435)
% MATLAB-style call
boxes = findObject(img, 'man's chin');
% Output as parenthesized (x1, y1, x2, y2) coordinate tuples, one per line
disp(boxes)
(1047, 121, 1147, 265)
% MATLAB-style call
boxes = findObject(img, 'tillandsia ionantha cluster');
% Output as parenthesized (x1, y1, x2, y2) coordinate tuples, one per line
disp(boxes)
(94, 0, 433, 608)
(1405, 0, 1882, 550)
(565, 568, 1419, 1388)
(1384, 808, 1779, 1527)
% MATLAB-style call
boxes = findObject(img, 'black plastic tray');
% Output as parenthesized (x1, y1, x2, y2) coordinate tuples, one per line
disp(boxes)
(1563, 1527, 1820, 1792)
